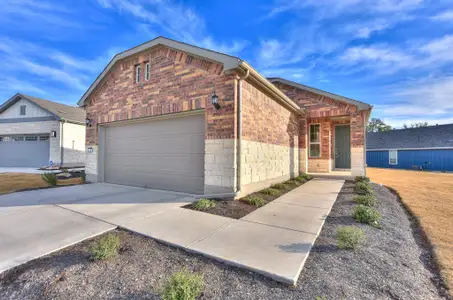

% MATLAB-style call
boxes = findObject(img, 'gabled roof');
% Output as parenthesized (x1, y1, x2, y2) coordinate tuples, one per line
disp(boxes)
(268, 77, 372, 111)
(367, 124, 453, 150)
(0, 93, 85, 124)
(77, 36, 304, 115)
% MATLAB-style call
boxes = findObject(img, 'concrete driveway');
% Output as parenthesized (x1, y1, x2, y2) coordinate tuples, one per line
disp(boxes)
(0, 183, 194, 273)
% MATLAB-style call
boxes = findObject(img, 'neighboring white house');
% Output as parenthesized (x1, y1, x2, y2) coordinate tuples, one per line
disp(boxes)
(0, 93, 86, 168)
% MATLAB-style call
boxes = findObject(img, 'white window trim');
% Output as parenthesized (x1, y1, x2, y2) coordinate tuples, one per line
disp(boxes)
(309, 123, 321, 158)
(145, 62, 150, 81)
(389, 150, 398, 165)
(135, 64, 141, 83)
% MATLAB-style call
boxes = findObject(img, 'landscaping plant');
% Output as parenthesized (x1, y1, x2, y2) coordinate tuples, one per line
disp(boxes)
(353, 205, 381, 227)
(271, 183, 287, 190)
(90, 234, 121, 261)
(192, 199, 216, 211)
(260, 188, 281, 196)
(81, 171, 86, 184)
(355, 181, 374, 195)
(354, 195, 377, 207)
(284, 179, 298, 185)
(297, 173, 313, 181)
(245, 195, 266, 207)
(355, 176, 370, 184)
(337, 226, 365, 249)
(41, 172, 57, 186)
(161, 269, 204, 300)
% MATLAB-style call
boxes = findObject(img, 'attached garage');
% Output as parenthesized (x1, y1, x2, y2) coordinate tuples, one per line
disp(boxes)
(102, 113, 205, 194)
(0, 135, 50, 167)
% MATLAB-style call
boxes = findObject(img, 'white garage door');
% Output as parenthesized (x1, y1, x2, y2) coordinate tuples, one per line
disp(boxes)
(104, 114, 205, 194)
(0, 135, 50, 167)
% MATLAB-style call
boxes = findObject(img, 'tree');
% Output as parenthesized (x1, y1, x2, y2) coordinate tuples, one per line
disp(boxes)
(367, 118, 392, 132)
(403, 122, 428, 129)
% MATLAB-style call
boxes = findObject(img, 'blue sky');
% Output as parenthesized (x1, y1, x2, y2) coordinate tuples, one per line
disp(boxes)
(1, 0, 453, 128)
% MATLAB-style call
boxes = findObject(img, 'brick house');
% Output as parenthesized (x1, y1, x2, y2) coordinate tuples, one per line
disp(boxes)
(78, 37, 372, 197)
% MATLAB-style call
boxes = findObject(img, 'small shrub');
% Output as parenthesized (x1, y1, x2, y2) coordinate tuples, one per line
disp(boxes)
(355, 176, 370, 183)
(355, 181, 373, 195)
(353, 205, 381, 227)
(285, 180, 298, 185)
(161, 269, 204, 300)
(260, 188, 281, 196)
(192, 199, 216, 211)
(81, 171, 86, 184)
(294, 176, 307, 183)
(245, 195, 266, 207)
(271, 183, 287, 190)
(337, 226, 365, 249)
(90, 234, 121, 261)
(298, 173, 313, 181)
(354, 195, 376, 206)
(41, 172, 57, 186)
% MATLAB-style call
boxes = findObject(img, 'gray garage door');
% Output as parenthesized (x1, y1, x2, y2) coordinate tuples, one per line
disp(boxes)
(104, 114, 205, 194)
(0, 135, 50, 167)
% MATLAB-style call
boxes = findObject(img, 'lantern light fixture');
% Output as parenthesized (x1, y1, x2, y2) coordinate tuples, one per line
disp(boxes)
(211, 91, 220, 110)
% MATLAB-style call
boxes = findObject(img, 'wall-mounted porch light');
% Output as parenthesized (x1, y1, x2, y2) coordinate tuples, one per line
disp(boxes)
(211, 91, 220, 110)
(85, 118, 92, 127)
(50, 130, 57, 138)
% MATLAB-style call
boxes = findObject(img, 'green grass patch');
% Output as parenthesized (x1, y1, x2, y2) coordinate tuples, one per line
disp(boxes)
(160, 269, 204, 300)
(192, 199, 216, 211)
(90, 234, 121, 261)
(260, 188, 281, 196)
(353, 205, 381, 227)
(337, 226, 365, 249)
(354, 195, 376, 206)
(245, 195, 266, 207)
(41, 172, 57, 186)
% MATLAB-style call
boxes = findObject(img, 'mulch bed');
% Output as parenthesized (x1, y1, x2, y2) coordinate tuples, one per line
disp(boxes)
(184, 179, 311, 219)
(0, 182, 448, 300)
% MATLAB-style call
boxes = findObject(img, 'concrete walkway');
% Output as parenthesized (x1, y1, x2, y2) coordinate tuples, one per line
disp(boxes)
(120, 178, 344, 285)
(0, 179, 343, 286)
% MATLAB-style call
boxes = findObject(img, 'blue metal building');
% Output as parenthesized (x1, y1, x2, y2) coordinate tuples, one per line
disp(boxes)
(366, 124, 453, 172)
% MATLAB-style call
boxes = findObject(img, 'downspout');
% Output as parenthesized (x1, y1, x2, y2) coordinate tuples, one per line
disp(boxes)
(60, 120, 65, 167)
(236, 69, 250, 195)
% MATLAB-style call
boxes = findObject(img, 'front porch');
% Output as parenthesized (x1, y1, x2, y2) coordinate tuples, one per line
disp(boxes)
(299, 113, 367, 178)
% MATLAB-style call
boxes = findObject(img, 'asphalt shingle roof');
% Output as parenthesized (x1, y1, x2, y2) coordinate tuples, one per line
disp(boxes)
(367, 124, 453, 149)
(0, 94, 85, 124)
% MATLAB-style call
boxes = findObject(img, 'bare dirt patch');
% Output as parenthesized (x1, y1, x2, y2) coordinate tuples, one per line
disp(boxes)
(0, 182, 446, 300)
(0, 173, 83, 195)
(367, 168, 453, 293)
(184, 180, 310, 219)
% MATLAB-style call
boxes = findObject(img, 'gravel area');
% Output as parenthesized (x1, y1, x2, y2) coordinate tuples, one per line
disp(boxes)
(0, 182, 447, 299)
(184, 179, 310, 219)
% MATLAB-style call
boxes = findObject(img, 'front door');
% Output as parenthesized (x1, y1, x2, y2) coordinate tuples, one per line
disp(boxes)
(335, 125, 351, 169)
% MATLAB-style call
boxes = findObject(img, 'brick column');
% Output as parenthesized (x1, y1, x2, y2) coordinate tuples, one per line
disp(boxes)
(350, 112, 366, 176)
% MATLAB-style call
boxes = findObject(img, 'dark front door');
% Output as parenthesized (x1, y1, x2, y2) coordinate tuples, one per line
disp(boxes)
(335, 125, 351, 169)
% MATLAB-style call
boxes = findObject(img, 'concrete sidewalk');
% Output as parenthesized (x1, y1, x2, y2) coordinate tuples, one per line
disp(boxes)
(121, 178, 344, 285)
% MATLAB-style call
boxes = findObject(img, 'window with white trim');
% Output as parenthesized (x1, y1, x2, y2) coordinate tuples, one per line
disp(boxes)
(309, 124, 321, 157)
(20, 105, 26, 116)
(389, 150, 398, 165)
(135, 64, 141, 83)
(145, 62, 150, 81)
(25, 136, 38, 141)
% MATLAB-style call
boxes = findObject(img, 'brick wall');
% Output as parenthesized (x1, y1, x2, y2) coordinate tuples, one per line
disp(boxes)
(85, 45, 237, 145)
(240, 80, 300, 195)
(241, 80, 299, 147)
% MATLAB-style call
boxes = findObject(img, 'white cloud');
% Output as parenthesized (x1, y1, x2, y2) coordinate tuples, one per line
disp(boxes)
(372, 75, 453, 127)
(96, 0, 248, 55)
(431, 10, 453, 21)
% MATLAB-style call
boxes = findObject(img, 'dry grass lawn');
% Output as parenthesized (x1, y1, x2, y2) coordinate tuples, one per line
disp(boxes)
(0, 173, 82, 195)
(367, 167, 453, 291)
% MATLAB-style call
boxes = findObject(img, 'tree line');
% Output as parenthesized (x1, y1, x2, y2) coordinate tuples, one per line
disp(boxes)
(367, 118, 429, 132)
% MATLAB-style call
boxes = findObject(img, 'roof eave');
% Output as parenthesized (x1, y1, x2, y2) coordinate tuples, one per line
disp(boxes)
(268, 77, 372, 111)
(77, 36, 242, 107)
